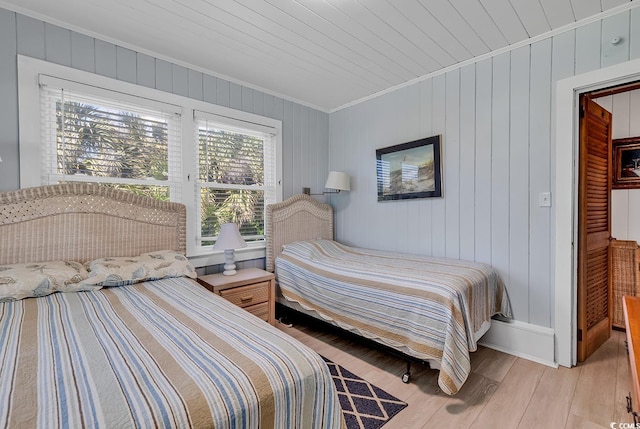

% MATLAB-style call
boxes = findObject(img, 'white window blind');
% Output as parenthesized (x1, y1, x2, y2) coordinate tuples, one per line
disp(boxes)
(39, 75, 182, 201)
(194, 110, 277, 245)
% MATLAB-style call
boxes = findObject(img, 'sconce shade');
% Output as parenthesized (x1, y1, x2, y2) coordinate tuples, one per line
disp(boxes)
(324, 171, 350, 192)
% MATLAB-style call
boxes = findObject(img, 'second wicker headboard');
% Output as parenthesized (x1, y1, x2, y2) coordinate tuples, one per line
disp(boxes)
(265, 194, 333, 272)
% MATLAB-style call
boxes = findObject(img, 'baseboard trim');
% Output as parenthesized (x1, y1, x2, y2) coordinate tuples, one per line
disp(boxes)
(479, 319, 558, 368)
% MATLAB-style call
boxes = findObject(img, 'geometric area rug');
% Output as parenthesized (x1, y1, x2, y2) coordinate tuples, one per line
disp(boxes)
(322, 356, 408, 429)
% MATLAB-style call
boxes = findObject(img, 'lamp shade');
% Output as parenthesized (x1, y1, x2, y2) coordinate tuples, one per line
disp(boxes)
(324, 171, 350, 191)
(212, 223, 247, 250)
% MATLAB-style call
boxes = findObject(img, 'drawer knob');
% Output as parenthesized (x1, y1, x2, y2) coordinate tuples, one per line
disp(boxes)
(240, 295, 254, 302)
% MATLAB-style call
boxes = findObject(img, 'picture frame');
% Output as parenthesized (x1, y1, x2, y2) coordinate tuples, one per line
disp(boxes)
(613, 137, 640, 189)
(376, 135, 442, 201)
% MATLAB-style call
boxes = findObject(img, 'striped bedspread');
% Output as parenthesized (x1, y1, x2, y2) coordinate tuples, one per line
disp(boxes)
(275, 239, 512, 395)
(0, 277, 344, 429)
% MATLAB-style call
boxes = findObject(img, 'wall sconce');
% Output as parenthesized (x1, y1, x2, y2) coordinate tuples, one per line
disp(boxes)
(303, 171, 350, 195)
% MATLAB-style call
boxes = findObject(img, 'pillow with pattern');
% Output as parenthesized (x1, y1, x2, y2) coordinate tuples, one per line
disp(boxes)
(0, 260, 91, 301)
(82, 250, 197, 287)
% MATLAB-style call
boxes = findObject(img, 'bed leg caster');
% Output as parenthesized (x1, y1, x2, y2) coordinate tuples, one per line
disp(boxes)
(402, 361, 411, 383)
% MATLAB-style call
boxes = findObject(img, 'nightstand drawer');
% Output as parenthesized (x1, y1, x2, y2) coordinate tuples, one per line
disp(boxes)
(197, 268, 275, 326)
(220, 281, 269, 308)
(245, 302, 269, 322)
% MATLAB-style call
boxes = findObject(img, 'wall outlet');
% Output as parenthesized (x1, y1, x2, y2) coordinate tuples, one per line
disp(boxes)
(539, 192, 551, 207)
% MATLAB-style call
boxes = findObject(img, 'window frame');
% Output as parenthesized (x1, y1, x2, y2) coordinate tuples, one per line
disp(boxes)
(194, 110, 279, 248)
(17, 55, 283, 267)
(38, 75, 184, 200)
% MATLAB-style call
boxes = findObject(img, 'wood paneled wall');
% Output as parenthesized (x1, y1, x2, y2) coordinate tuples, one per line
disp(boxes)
(3, 6, 640, 332)
(595, 89, 640, 244)
(329, 8, 640, 329)
(0, 8, 329, 199)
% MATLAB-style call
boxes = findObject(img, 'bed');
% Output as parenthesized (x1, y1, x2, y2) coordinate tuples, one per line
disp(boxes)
(266, 194, 512, 395)
(0, 184, 345, 429)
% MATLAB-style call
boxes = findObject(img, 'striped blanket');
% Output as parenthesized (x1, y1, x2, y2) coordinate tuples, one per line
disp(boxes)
(275, 239, 512, 395)
(0, 277, 344, 429)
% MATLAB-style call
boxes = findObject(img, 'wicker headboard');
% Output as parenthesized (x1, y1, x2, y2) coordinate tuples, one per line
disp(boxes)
(265, 194, 333, 272)
(0, 183, 186, 265)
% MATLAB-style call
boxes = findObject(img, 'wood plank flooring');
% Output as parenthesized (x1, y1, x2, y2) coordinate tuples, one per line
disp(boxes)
(276, 319, 634, 428)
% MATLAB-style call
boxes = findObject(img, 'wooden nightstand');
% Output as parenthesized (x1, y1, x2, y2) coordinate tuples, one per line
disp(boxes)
(197, 268, 276, 326)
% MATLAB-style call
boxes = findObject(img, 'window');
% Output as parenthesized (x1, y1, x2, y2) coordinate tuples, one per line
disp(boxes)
(18, 56, 282, 262)
(39, 75, 182, 201)
(195, 111, 278, 246)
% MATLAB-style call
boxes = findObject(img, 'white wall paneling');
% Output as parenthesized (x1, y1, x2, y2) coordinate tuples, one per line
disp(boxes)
(444, 68, 461, 260)
(632, 8, 640, 60)
(595, 88, 640, 244)
(116, 46, 136, 85)
(549, 29, 577, 333)
(329, 8, 639, 364)
(458, 64, 476, 262)
(509, 45, 531, 324)
(630, 191, 640, 241)
(0, 8, 18, 187)
(431, 74, 447, 258)
(601, 11, 631, 68)
(490, 52, 511, 310)
(612, 190, 630, 240)
(474, 59, 493, 266)
(528, 39, 553, 328)
(418, 79, 434, 256)
(0, 8, 329, 198)
(576, 21, 603, 75)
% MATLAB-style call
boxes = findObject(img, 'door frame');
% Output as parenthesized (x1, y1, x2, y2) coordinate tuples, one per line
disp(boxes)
(555, 57, 640, 367)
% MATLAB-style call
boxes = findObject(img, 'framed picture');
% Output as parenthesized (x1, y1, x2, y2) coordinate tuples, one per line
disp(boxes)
(613, 137, 640, 189)
(376, 135, 442, 201)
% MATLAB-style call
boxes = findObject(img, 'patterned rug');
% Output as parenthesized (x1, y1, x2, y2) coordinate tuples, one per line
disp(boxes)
(322, 356, 408, 429)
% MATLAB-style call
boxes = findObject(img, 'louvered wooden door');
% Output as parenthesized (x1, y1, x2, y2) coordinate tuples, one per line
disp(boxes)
(577, 96, 613, 362)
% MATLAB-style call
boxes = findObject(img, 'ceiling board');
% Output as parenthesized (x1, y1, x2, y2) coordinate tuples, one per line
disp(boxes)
(232, 0, 401, 84)
(395, 0, 472, 62)
(0, 0, 635, 111)
(510, 0, 551, 37)
(571, 0, 604, 21)
(539, 0, 576, 29)
(419, 0, 490, 57)
(449, 0, 509, 50)
(479, 0, 529, 43)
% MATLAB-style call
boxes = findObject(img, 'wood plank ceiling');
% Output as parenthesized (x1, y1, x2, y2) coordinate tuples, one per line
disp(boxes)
(0, 0, 634, 111)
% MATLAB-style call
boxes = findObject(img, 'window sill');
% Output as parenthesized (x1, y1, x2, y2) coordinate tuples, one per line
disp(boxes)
(187, 244, 266, 268)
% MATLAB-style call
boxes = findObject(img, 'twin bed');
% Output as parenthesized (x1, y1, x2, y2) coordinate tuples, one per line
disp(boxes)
(0, 185, 511, 428)
(266, 194, 512, 395)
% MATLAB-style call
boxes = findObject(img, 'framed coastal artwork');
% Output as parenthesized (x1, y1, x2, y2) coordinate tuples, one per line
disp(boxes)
(376, 135, 442, 201)
(613, 137, 640, 189)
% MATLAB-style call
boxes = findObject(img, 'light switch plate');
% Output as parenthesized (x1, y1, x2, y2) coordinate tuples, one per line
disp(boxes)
(539, 192, 551, 207)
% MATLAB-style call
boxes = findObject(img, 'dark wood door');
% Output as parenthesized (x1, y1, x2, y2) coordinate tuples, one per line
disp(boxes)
(577, 95, 613, 362)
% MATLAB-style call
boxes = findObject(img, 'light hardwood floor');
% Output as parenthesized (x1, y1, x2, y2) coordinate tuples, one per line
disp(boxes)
(276, 319, 634, 428)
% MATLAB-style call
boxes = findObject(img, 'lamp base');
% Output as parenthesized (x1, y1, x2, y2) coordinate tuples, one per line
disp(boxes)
(222, 249, 237, 276)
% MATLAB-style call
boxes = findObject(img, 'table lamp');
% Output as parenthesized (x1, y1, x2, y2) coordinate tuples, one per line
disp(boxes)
(212, 223, 247, 276)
